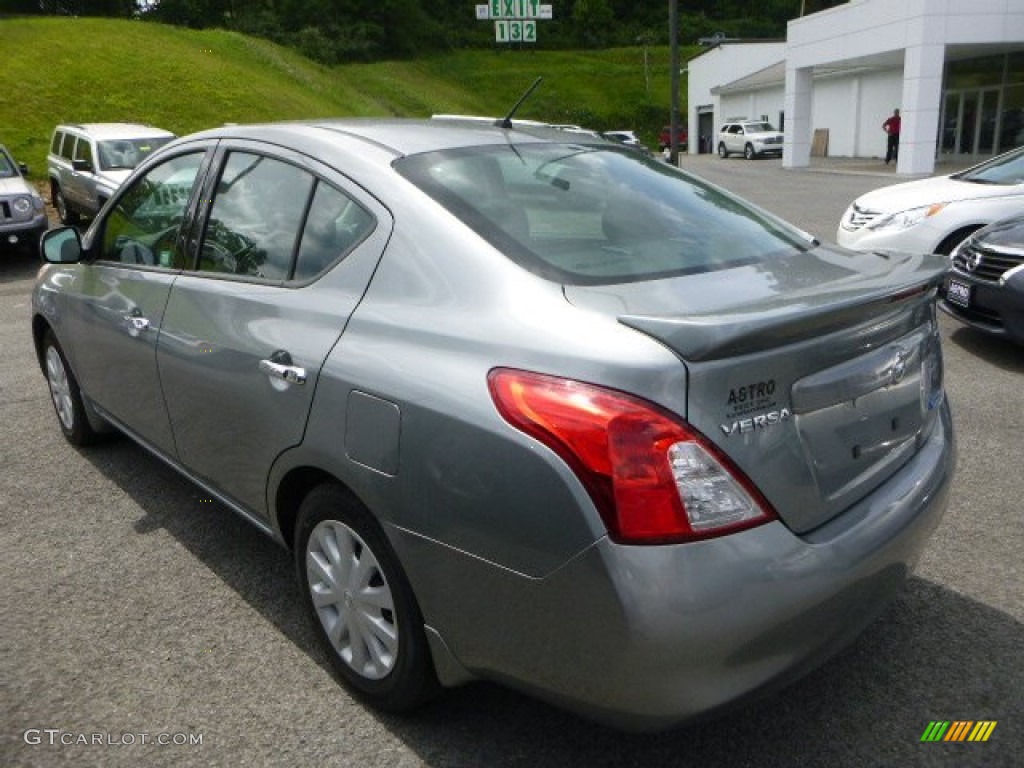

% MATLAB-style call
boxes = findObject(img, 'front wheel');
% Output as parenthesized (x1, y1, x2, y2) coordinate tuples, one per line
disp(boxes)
(42, 330, 98, 445)
(52, 184, 79, 225)
(295, 483, 438, 712)
(936, 226, 981, 256)
(718, 142, 728, 158)
(744, 143, 756, 160)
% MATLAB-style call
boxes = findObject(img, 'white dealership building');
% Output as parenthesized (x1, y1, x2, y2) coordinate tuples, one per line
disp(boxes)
(686, 0, 1024, 174)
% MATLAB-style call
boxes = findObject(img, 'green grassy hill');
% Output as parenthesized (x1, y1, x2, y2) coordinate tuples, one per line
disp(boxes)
(4, 17, 691, 171)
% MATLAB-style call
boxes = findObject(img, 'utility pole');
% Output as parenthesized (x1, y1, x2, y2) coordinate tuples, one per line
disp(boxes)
(669, 0, 680, 165)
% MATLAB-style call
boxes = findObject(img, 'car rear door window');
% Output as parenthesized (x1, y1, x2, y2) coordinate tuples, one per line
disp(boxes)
(59, 134, 74, 161)
(199, 152, 314, 281)
(99, 152, 205, 268)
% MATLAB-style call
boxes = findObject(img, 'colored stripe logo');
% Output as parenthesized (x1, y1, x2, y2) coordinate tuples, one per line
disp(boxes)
(921, 721, 997, 742)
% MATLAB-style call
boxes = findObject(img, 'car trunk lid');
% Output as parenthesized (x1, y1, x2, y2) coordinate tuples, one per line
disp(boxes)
(564, 245, 948, 534)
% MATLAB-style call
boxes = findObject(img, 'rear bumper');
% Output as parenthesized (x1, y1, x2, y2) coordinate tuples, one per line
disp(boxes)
(406, 401, 955, 731)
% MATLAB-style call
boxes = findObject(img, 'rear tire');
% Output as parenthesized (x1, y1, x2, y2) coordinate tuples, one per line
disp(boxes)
(42, 330, 97, 446)
(744, 143, 756, 160)
(295, 483, 438, 712)
(718, 142, 728, 158)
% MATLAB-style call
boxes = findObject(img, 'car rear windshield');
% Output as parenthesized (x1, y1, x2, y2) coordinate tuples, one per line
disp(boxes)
(98, 137, 175, 171)
(394, 144, 809, 285)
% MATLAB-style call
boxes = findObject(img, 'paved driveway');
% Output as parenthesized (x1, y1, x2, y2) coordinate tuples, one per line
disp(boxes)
(2, 160, 1021, 767)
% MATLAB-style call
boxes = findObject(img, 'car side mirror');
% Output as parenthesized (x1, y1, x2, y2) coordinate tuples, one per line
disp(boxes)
(72, 158, 93, 173)
(41, 227, 83, 264)
(18, 162, 29, 176)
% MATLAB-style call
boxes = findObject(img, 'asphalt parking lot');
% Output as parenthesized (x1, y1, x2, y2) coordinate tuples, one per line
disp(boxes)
(2, 156, 1021, 768)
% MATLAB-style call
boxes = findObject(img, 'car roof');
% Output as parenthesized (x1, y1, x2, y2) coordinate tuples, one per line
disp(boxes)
(57, 123, 176, 141)
(185, 118, 611, 158)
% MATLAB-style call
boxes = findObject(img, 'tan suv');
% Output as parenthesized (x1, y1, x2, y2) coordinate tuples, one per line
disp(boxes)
(47, 123, 175, 224)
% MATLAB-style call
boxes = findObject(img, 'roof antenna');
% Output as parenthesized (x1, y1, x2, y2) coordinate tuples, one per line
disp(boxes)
(498, 77, 543, 129)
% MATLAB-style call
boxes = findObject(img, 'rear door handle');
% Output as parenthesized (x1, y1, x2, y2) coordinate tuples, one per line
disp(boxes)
(123, 312, 150, 337)
(259, 352, 307, 385)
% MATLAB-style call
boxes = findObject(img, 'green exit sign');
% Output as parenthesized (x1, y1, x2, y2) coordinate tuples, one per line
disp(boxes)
(476, 2, 552, 43)
(492, 0, 537, 19)
(481, 1, 552, 20)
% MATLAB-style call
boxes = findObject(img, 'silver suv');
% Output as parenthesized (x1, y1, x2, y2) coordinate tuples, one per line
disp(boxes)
(47, 123, 175, 224)
(0, 144, 48, 254)
(718, 120, 784, 160)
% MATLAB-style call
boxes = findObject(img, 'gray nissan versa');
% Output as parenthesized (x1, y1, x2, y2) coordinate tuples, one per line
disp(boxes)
(31, 117, 955, 731)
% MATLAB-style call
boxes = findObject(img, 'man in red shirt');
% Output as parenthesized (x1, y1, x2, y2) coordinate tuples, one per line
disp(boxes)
(883, 108, 901, 165)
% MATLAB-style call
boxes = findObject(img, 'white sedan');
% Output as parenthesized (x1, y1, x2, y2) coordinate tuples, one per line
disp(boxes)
(837, 147, 1024, 254)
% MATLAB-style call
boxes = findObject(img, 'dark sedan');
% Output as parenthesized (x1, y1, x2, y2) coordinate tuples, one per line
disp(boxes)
(941, 214, 1024, 345)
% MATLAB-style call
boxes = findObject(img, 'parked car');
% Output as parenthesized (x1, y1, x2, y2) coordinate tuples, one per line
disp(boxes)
(939, 213, 1024, 345)
(837, 146, 1024, 255)
(658, 125, 688, 152)
(718, 120, 784, 159)
(32, 118, 954, 732)
(0, 144, 48, 254)
(602, 130, 650, 155)
(47, 123, 176, 225)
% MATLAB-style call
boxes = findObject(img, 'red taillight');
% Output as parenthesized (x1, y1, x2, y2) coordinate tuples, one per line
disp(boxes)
(487, 368, 776, 544)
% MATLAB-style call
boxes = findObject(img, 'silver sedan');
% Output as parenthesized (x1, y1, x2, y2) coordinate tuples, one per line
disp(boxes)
(31, 118, 955, 731)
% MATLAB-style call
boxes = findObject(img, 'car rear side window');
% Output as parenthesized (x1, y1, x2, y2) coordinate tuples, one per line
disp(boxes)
(293, 181, 375, 282)
(50, 131, 64, 156)
(199, 152, 314, 281)
(99, 152, 204, 268)
(395, 144, 809, 285)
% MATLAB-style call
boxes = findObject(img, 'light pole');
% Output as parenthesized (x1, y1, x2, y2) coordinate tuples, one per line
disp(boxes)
(669, 0, 680, 165)
(637, 32, 653, 96)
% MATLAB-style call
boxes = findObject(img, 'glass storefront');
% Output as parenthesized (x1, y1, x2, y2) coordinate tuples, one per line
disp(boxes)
(941, 52, 1024, 157)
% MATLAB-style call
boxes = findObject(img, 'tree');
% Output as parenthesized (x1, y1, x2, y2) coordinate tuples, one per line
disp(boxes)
(572, 0, 614, 48)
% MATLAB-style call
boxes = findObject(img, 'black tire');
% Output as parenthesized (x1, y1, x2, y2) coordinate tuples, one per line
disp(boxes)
(718, 142, 728, 158)
(52, 183, 79, 225)
(295, 483, 438, 712)
(744, 143, 756, 160)
(936, 226, 981, 256)
(42, 330, 98, 446)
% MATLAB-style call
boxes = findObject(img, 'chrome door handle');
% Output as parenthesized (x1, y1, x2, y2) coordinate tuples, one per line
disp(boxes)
(123, 314, 150, 336)
(259, 358, 307, 385)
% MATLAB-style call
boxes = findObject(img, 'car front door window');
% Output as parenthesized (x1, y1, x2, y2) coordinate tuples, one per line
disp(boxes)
(99, 152, 204, 269)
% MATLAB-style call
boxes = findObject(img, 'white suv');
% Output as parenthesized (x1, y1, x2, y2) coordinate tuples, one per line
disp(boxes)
(718, 120, 784, 160)
(48, 123, 175, 224)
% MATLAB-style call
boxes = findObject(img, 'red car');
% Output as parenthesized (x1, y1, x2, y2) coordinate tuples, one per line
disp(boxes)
(658, 125, 688, 151)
